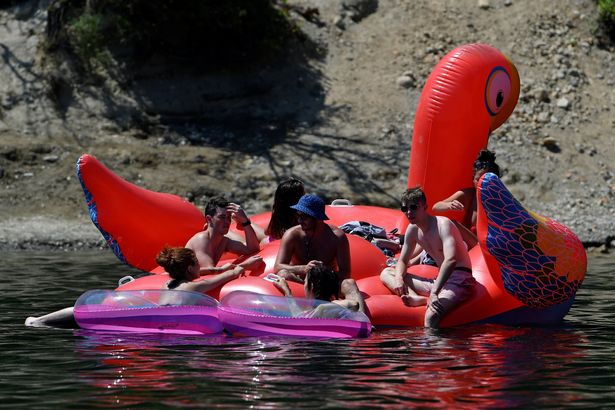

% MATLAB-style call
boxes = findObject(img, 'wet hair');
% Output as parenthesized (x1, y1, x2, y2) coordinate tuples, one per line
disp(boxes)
(306, 265, 340, 301)
(156, 247, 197, 281)
(401, 186, 427, 206)
(265, 177, 305, 240)
(473, 149, 501, 177)
(205, 196, 229, 217)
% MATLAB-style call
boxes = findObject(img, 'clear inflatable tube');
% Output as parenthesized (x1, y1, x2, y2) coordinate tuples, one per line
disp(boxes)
(218, 291, 372, 338)
(74, 290, 222, 335)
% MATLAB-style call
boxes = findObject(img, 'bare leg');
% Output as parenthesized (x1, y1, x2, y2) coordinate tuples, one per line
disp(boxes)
(340, 278, 366, 314)
(277, 269, 305, 284)
(379, 267, 427, 307)
(25, 307, 77, 329)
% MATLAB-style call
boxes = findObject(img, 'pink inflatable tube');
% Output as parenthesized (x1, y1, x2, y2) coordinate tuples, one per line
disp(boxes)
(218, 291, 372, 338)
(74, 289, 223, 335)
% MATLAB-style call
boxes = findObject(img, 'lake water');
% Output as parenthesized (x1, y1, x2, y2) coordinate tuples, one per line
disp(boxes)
(2, 250, 614, 408)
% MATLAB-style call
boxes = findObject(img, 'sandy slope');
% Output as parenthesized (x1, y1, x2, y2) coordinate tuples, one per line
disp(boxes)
(0, 0, 613, 249)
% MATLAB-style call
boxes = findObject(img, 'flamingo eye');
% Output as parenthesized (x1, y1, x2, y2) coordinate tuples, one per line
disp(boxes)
(484, 67, 512, 116)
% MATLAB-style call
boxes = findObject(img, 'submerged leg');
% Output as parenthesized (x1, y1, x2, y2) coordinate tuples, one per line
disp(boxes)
(25, 307, 77, 329)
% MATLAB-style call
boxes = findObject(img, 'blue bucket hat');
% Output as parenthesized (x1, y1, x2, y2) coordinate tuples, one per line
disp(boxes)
(290, 194, 329, 221)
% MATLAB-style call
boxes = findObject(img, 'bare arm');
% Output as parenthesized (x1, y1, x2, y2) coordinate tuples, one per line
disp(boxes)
(225, 203, 260, 255)
(431, 220, 458, 296)
(432, 190, 469, 212)
(274, 230, 311, 276)
(179, 266, 245, 293)
(272, 277, 303, 316)
(392, 226, 417, 295)
(335, 232, 351, 280)
(332, 299, 359, 311)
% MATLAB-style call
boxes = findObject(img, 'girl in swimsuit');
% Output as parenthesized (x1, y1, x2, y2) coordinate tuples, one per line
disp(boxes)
(25, 247, 243, 328)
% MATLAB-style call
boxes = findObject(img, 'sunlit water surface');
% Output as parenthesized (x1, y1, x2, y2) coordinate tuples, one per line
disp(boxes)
(1, 250, 614, 408)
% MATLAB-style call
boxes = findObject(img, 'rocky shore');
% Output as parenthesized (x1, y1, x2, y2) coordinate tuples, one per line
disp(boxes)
(0, 0, 614, 252)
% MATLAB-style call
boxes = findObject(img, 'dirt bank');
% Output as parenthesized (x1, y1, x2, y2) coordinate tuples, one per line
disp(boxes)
(0, 0, 614, 252)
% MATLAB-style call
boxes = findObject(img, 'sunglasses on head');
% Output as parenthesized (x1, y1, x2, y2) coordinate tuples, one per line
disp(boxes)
(400, 204, 420, 213)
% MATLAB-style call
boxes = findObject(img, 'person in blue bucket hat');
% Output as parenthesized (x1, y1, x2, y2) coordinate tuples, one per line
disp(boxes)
(289, 194, 329, 221)
(274, 194, 366, 314)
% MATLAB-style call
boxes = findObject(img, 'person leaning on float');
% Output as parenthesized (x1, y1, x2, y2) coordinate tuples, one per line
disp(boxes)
(25, 247, 240, 328)
(432, 149, 501, 235)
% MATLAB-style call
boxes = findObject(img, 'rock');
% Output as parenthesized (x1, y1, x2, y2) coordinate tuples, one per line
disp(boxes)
(478, 0, 490, 9)
(542, 137, 559, 149)
(504, 0, 513, 6)
(341, 0, 378, 23)
(556, 97, 570, 109)
(333, 16, 346, 30)
(43, 155, 59, 163)
(396, 75, 415, 89)
(533, 88, 550, 102)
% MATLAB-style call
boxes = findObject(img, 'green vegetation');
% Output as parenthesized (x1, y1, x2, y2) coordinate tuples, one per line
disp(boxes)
(66, 12, 108, 66)
(598, 0, 615, 39)
(48, 0, 297, 70)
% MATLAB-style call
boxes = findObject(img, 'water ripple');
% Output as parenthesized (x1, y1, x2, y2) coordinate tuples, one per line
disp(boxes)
(1, 251, 615, 408)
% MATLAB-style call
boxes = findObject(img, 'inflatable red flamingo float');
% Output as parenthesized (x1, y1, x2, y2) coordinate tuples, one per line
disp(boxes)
(76, 44, 586, 328)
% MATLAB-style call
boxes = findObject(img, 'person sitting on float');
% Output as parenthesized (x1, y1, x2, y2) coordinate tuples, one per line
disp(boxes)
(380, 187, 475, 328)
(271, 265, 362, 318)
(25, 247, 243, 328)
(185, 196, 264, 275)
(226, 177, 306, 246)
(432, 149, 501, 234)
(274, 194, 366, 313)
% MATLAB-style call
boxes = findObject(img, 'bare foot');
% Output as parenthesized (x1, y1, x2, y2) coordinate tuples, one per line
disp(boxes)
(401, 294, 428, 307)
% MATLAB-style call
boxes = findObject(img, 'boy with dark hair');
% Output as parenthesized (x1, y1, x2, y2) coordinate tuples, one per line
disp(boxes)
(380, 187, 475, 328)
(186, 196, 263, 275)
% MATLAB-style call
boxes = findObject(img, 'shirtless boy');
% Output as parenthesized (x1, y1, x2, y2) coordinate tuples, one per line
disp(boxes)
(380, 187, 475, 328)
(185, 196, 263, 275)
(274, 194, 365, 313)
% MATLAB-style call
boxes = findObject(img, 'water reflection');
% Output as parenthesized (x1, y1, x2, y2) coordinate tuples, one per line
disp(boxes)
(3, 251, 615, 408)
(70, 323, 590, 408)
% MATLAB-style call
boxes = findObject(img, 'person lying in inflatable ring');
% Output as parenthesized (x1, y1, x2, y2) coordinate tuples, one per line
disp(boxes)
(432, 149, 501, 235)
(186, 196, 264, 275)
(271, 265, 363, 319)
(380, 187, 476, 328)
(25, 247, 243, 328)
